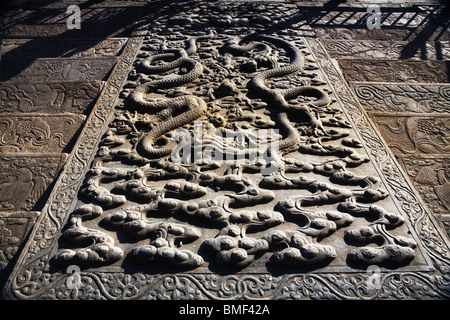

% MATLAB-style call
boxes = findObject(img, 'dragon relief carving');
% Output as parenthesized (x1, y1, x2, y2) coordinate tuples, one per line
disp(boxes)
(52, 28, 417, 272)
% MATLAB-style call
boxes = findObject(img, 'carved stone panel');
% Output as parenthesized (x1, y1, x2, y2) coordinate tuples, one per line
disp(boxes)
(0, 38, 127, 59)
(371, 114, 450, 156)
(323, 40, 450, 60)
(0, 211, 40, 274)
(0, 114, 86, 153)
(397, 155, 450, 245)
(0, 154, 67, 212)
(438, 214, 450, 242)
(1, 57, 117, 82)
(351, 82, 450, 114)
(3, 1, 450, 300)
(0, 6, 143, 38)
(0, 81, 104, 114)
(313, 26, 450, 42)
(398, 155, 450, 215)
(337, 59, 449, 83)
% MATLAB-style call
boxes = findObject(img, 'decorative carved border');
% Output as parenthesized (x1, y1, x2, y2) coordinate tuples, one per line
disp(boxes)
(323, 40, 450, 61)
(3, 4, 450, 300)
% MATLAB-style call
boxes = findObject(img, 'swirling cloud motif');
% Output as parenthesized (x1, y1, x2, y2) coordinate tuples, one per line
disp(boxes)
(132, 244, 204, 268)
(53, 217, 123, 266)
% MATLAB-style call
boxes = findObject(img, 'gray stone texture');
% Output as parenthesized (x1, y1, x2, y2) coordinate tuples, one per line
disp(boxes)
(0, 0, 449, 300)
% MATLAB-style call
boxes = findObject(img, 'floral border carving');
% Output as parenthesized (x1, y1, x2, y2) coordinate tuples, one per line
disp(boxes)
(7, 271, 450, 300)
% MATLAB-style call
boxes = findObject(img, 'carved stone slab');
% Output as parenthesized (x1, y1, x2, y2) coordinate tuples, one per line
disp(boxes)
(337, 59, 449, 83)
(1, 57, 117, 82)
(371, 114, 450, 156)
(0, 38, 127, 59)
(313, 26, 450, 42)
(398, 155, 450, 215)
(0, 81, 104, 114)
(397, 155, 450, 245)
(0, 7, 143, 38)
(0, 153, 67, 212)
(438, 214, 450, 242)
(0, 211, 40, 274)
(3, 1, 450, 300)
(351, 82, 450, 114)
(323, 40, 450, 60)
(0, 114, 86, 153)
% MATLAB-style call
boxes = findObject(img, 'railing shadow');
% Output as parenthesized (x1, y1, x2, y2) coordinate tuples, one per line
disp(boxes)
(0, 0, 448, 81)
(292, 1, 449, 81)
(0, 0, 154, 82)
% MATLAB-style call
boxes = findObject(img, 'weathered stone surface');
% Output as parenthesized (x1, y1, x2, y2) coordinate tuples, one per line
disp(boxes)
(1, 0, 450, 301)
(396, 154, 450, 255)
(337, 59, 449, 83)
(438, 214, 450, 242)
(0, 57, 117, 82)
(0, 6, 143, 38)
(0, 81, 103, 114)
(351, 82, 450, 114)
(0, 38, 127, 59)
(324, 40, 450, 60)
(3, 0, 449, 301)
(0, 211, 40, 282)
(398, 155, 450, 215)
(0, 114, 86, 153)
(0, 153, 67, 212)
(314, 26, 450, 42)
(372, 114, 450, 155)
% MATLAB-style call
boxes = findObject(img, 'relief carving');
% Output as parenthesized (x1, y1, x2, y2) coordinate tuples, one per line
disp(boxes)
(0, 211, 39, 273)
(52, 21, 417, 272)
(352, 82, 450, 114)
(1, 38, 127, 59)
(313, 26, 450, 42)
(438, 215, 450, 241)
(373, 114, 450, 155)
(398, 156, 450, 215)
(0, 154, 67, 211)
(337, 59, 449, 83)
(324, 40, 450, 60)
(0, 114, 86, 153)
(0, 81, 103, 114)
(1, 57, 117, 82)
